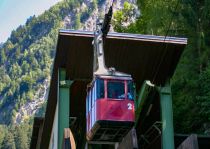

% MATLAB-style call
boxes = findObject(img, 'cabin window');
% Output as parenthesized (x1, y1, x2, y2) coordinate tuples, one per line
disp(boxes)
(127, 81, 134, 100)
(94, 82, 97, 101)
(107, 81, 125, 99)
(86, 93, 88, 114)
(92, 85, 95, 106)
(96, 79, 104, 99)
(88, 91, 91, 112)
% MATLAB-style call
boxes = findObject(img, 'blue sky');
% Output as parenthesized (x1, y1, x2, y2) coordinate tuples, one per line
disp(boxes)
(0, 0, 61, 43)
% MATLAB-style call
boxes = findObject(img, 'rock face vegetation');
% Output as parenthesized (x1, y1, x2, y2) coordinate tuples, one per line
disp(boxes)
(0, 0, 210, 148)
(0, 0, 135, 148)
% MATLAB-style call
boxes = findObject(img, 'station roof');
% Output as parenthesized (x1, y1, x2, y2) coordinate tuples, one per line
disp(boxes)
(57, 29, 187, 85)
(40, 29, 187, 148)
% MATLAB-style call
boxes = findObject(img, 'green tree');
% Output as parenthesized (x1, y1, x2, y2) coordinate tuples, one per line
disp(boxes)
(0, 125, 7, 148)
(93, 0, 98, 10)
(172, 0, 210, 133)
(0, 49, 6, 64)
(15, 126, 29, 149)
(75, 13, 81, 29)
(21, 61, 30, 74)
(2, 131, 16, 149)
(113, 2, 137, 32)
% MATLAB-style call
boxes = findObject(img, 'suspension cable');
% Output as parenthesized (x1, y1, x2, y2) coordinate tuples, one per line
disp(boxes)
(151, 0, 181, 85)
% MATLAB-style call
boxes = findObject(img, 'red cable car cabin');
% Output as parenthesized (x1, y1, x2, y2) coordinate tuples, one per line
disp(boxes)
(86, 75, 135, 142)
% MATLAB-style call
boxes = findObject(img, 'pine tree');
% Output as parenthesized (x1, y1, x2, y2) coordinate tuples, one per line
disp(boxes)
(2, 131, 16, 149)
(15, 126, 29, 149)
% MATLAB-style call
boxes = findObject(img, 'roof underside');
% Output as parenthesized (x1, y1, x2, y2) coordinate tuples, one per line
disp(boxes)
(40, 30, 187, 148)
(58, 30, 187, 86)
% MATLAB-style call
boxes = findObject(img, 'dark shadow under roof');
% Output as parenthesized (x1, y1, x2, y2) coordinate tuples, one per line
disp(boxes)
(40, 30, 187, 148)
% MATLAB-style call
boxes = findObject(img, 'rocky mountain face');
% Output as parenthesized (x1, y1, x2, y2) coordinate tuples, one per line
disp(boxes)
(65, 0, 138, 31)
(0, 0, 138, 125)
(14, 78, 49, 124)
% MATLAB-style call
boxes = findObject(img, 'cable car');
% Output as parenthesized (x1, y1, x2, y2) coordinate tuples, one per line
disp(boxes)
(86, 3, 135, 142)
(86, 75, 135, 142)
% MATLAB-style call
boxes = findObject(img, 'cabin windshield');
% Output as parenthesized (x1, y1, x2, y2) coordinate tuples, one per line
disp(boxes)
(127, 81, 134, 100)
(107, 81, 125, 99)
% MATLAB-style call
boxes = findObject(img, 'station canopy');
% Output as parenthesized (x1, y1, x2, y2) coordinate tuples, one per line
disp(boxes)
(56, 29, 187, 86)
(40, 29, 187, 148)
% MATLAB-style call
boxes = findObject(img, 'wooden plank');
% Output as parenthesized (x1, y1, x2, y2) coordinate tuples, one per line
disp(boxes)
(177, 134, 199, 149)
(62, 128, 76, 149)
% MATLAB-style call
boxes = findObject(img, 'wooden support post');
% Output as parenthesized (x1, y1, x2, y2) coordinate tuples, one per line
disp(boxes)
(62, 128, 76, 149)
(58, 69, 72, 149)
(158, 80, 175, 149)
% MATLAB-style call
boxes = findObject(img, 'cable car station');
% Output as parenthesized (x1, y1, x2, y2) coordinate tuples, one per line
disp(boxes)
(30, 6, 189, 148)
(30, 27, 188, 149)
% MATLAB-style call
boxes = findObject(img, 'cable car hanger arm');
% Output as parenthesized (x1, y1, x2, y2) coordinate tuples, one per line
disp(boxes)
(92, 1, 131, 78)
(92, 2, 113, 76)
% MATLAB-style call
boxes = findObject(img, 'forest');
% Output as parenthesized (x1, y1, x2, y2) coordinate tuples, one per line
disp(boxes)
(0, 0, 210, 148)
(113, 0, 210, 134)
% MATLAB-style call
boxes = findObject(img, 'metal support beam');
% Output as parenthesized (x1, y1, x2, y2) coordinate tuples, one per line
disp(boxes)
(58, 69, 72, 149)
(158, 80, 175, 149)
(135, 80, 154, 126)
